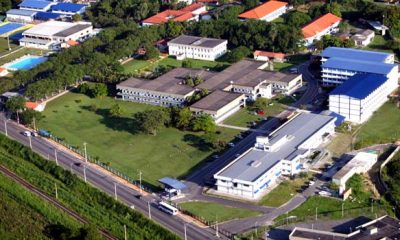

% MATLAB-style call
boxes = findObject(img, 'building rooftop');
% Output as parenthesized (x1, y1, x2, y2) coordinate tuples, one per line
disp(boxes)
(117, 68, 216, 96)
(54, 23, 92, 37)
(239, 0, 288, 20)
(142, 10, 194, 25)
(332, 152, 378, 180)
(330, 74, 388, 99)
(19, 0, 54, 9)
(22, 21, 79, 36)
(302, 13, 342, 38)
(180, 3, 205, 12)
(34, 11, 62, 20)
(51, 2, 87, 13)
(190, 90, 244, 112)
(216, 112, 335, 182)
(321, 47, 393, 63)
(322, 57, 397, 75)
(254, 50, 285, 59)
(168, 35, 227, 48)
(7, 9, 37, 16)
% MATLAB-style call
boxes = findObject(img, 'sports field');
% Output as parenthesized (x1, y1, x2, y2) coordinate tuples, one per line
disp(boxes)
(39, 92, 240, 187)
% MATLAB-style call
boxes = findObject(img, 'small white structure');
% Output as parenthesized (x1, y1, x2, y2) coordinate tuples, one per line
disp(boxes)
(168, 35, 227, 61)
(302, 13, 342, 46)
(19, 21, 93, 50)
(214, 112, 335, 199)
(352, 29, 375, 47)
(332, 152, 378, 195)
(0, 68, 8, 77)
(6, 9, 36, 23)
(254, 50, 286, 62)
(239, 0, 288, 22)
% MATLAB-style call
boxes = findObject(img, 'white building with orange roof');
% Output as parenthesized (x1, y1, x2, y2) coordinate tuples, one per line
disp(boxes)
(25, 101, 46, 112)
(301, 13, 342, 46)
(253, 50, 286, 62)
(239, 0, 288, 22)
(142, 3, 205, 26)
(0, 67, 9, 77)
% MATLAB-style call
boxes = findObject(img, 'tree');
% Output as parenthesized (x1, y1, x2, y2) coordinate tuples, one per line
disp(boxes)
(226, 46, 251, 63)
(250, 97, 269, 111)
(20, 109, 42, 127)
(91, 83, 108, 98)
(326, 2, 341, 18)
(79, 225, 102, 240)
(182, 59, 193, 68)
(176, 108, 192, 130)
(5, 96, 26, 113)
(242, 0, 259, 10)
(109, 103, 124, 118)
(78, 83, 91, 95)
(72, 14, 82, 22)
(285, 12, 311, 28)
(191, 114, 216, 132)
(143, 46, 160, 60)
(135, 109, 168, 135)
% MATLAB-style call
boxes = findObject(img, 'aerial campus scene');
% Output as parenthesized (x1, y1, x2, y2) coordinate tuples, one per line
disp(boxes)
(1, 0, 400, 240)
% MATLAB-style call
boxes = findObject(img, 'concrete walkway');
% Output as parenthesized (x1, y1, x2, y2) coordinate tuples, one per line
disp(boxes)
(217, 123, 268, 133)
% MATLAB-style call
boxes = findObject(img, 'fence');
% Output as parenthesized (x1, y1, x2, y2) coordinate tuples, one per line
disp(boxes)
(49, 134, 153, 193)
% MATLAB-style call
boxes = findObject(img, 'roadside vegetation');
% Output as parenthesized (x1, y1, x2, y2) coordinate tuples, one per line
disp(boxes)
(179, 201, 261, 224)
(38, 91, 239, 187)
(381, 150, 400, 214)
(0, 133, 179, 240)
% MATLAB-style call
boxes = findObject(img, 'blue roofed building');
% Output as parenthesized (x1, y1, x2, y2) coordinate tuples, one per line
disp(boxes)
(321, 47, 395, 64)
(51, 3, 87, 15)
(19, 0, 56, 12)
(329, 74, 393, 123)
(34, 11, 62, 21)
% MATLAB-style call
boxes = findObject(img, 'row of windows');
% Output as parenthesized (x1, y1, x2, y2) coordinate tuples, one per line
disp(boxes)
(121, 90, 184, 102)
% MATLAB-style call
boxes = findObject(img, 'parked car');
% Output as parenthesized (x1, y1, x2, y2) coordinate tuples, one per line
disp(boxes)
(31, 131, 38, 137)
(228, 142, 235, 147)
(22, 131, 31, 137)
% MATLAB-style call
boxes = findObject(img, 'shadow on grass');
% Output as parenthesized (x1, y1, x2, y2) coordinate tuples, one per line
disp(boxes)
(182, 134, 213, 152)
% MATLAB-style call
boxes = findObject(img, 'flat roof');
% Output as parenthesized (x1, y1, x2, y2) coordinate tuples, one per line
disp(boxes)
(190, 90, 244, 112)
(34, 11, 62, 20)
(7, 9, 37, 16)
(330, 74, 387, 99)
(158, 177, 186, 190)
(117, 68, 216, 96)
(54, 24, 91, 37)
(332, 152, 377, 180)
(216, 112, 335, 182)
(322, 57, 396, 75)
(51, 3, 86, 12)
(198, 59, 299, 90)
(23, 21, 78, 36)
(321, 47, 392, 63)
(168, 35, 226, 48)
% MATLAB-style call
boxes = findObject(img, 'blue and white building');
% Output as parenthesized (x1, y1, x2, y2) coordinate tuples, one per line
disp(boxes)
(50, 3, 87, 16)
(6, 9, 37, 23)
(320, 47, 397, 87)
(19, 0, 56, 12)
(214, 112, 335, 199)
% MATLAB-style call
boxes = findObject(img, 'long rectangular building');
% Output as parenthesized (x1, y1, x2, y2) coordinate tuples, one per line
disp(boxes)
(214, 112, 335, 199)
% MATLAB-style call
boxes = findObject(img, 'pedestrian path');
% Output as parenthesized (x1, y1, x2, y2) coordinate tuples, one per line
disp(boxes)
(217, 123, 268, 133)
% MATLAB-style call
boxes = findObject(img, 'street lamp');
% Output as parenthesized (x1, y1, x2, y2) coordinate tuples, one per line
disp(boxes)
(83, 142, 88, 163)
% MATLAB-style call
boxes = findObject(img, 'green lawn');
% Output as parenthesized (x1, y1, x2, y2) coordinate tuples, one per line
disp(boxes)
(122, 59, 151, 73)
(273, 54, 310, 72)
(0, 38, 19, 55)
(223, 95, 293, 127)
(259, 175, 310, 207)
(179, 201, 261, 224)
(355, 102, 400, 149)
(39, 92, 239, 187)
(0, 48, 49, 66)
(326, 133, 353, 158)
(363, 35, 393, 53)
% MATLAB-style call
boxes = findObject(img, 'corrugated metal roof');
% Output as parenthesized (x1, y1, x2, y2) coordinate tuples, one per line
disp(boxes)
(158, 177, 186, 190)
(34, 11, 62, 20)
(19, 0, 53, 9)
(322, 57, 396, 75)
(51, 2, 86, 12)
(7, 9, 37, 16)
(329, 73, 387, 99)
(321, 47, 392, 63)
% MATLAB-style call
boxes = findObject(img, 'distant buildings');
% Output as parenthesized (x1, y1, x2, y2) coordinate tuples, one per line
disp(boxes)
(168, 35, 227, 61)
(214, 112, 335, 199)
(142, 3, 205, 26)
(324, 47, 398, 123)
(253, 50, 286, 62)
(351, 29, 375, 47)
(19, 0, 56, 12)
(117, 59, 302, 122)
(302, 13, 342, 46)
(20, 21, 93, 50)
(239, 0, 288, 22)
(6, 9, 37, 24)
(50, 2, 87, 16)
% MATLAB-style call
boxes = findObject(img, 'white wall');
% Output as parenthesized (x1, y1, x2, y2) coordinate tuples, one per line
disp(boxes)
(168, 41, 227, 61)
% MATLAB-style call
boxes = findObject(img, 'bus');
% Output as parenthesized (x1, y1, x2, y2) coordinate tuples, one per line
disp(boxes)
(158, 201, 178, 215)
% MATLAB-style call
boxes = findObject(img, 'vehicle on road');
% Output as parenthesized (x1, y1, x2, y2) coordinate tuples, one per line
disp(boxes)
(235, 153, 241, 158)
(38, 129, 51, 137)
(228, 142, 235, 147)
(74, 162, 82, 167)
(158, 201, 178, 215)
(212, 155, 219, 159)
(308, 181, 315, 186)
(31, 131, 38, 137)
(22, 131, 31, 137)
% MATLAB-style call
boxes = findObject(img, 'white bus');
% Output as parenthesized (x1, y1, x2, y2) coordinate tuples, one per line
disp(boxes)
(158, 201, 178, 215)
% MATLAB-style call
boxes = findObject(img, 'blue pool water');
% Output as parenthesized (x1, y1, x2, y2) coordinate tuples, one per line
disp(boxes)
(7, 56, 48, 70)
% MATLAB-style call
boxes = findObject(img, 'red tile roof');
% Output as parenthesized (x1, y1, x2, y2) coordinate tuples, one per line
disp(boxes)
(302, 13, 342, 38)
(0, 67, 7, 72)
(254, 50, 285, 59)
(181, 3, 204, 12)
(239, 1, 288, 20)
(143, 10, 194, 25)
(66, 40, 79, 46)
(25, 102, 39, 110)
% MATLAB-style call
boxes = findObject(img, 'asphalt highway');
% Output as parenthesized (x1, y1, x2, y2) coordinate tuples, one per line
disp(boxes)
(0, 115, 224, 240)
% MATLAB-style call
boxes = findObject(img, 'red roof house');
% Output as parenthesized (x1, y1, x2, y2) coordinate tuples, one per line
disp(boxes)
(142, 3, 206, 26)
(239, 1, 288, 22)
(254, 50, 286, 62)
(302, 13, 342, 46)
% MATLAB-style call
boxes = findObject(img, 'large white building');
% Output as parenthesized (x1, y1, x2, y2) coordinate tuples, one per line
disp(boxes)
(214, 112, 335, 199)
(19, 21, 93, 50)
(329, 74, 395, 124)
(302, 13, 342, 46)
(239, 0, 288, 22)
(168, 35, 227, 61)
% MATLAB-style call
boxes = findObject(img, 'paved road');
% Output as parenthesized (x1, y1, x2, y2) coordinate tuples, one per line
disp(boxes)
(0, 115, 224, 240)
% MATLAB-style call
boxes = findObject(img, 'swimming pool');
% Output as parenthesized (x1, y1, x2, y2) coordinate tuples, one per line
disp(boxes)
(5, 56, 48, 71)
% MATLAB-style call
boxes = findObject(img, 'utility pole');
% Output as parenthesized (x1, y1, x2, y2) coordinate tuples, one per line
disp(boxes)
(83, 165, 87, 182)
(7, 35, 11, 51)
(148, 201, 151, 219)
(371, 199, 374, 213)
(184, 223, 187, 240)
(315, 207, 318, 221)
(215, 215, 219, 238)
(124, 225, 127, 240)
(4, 119, 7, 136)
(29, 135, 32, 149)
(139, 171, 142, 194)
(83, 142, 88, 163)
(54, 149, 58, 166)
(55, 183, 58, 199)
(114, 182, 118, 200)
(33, 117, 36, 131)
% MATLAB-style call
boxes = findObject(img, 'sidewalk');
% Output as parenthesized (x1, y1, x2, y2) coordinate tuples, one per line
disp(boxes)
(217, 123, 268, 133)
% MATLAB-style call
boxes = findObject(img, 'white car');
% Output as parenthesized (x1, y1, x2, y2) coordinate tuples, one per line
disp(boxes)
(228, 142, 235, 147)
(23, 131, 31, 137)
(308, 181, 315, 186)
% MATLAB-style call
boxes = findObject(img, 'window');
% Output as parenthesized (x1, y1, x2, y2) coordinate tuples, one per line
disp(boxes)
(233, 183, 238, 188)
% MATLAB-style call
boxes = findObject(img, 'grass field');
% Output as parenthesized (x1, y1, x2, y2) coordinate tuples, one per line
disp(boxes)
(273, 54, 310, 72)
(0, 174, 80, 240)
(179, 201, 261, 223)
(0, 38, 18, 55)
(259, 175, 310, 207)
(326, 133, 353, 159)
(363, 35, 393, 53)
(39, 92, 239, 187)
(123, 56, 230, 74)
(355, 102, 400, 149)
